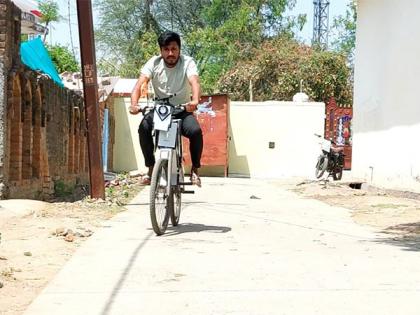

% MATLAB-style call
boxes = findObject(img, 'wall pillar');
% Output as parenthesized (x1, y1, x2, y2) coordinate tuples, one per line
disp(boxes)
(22, 80, 33, 179)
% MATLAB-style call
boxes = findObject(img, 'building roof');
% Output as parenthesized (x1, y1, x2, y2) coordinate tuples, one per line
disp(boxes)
(112, 79, 137, 96)
(61, 72, 120, 102)
(12, 0, 46, 35)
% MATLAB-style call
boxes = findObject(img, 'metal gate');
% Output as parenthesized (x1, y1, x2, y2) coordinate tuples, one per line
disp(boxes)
(182, 94, 229, 176)
(325, 97, 353, 170)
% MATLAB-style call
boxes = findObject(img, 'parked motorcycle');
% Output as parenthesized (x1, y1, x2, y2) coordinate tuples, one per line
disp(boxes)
(314, 134, 345, 180)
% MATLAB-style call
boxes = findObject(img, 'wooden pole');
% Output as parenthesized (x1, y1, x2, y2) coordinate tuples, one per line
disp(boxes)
(76, 0, 105, 199)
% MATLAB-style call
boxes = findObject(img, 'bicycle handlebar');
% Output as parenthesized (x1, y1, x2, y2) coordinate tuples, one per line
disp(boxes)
(136, 101, 188, 115)
(153, 94, 175, 101)
(314, 133, 338, 145)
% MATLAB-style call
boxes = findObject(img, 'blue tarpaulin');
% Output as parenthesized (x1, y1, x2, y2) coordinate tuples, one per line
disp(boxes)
(20, 37, 64, 87)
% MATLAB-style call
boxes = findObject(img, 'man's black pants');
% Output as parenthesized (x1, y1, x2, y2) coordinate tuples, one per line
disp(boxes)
(138, 111, 203, 169)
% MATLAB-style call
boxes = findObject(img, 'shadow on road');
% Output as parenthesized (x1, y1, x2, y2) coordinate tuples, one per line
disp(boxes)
(100, 231, 154, 315)
(129, 201, 206, 206)
(163, 222, 231, 236)
(129, 201, 246, 207)
(373, 222, 420, 252)
(373, 235, 420, 252)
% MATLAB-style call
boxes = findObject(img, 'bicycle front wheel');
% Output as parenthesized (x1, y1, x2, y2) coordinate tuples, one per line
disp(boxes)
(169, 188, 182, 226)
(150, 158, 170, 235)
(315, 155, 328, 179)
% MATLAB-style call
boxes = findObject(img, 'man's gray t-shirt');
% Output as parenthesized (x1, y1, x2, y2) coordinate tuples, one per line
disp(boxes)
(141, 55, 198, 106)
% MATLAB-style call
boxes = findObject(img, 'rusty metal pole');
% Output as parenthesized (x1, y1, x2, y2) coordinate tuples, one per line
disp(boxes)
(76, 0, 105, 199)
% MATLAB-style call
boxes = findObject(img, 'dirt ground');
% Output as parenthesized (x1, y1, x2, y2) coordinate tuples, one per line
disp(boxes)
(1, 176, 420, 314)
(284, 178, 420, 251)
(0, 174, 145, 315)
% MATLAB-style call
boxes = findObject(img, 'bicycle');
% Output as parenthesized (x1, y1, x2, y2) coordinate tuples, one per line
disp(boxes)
(146, 96, 194, 236)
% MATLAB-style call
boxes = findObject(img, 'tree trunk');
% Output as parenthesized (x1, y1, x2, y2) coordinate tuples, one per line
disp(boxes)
(145, 0, 152, 31)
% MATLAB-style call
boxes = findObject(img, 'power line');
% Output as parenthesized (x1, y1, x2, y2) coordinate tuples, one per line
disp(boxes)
(68, 0, 76, 58)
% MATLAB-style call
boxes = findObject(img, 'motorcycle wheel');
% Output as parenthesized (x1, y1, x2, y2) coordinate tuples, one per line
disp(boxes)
(315, 155, 328, 179)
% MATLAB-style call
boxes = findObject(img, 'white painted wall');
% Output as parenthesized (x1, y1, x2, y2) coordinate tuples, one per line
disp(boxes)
(112, 97, 146, 173)
(352, 0, 420, 191)
(228, 101, 325, 178)
(112, 99, 325, 179)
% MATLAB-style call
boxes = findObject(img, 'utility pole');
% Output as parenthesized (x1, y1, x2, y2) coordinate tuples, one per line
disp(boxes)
(76, 0, 105, 199)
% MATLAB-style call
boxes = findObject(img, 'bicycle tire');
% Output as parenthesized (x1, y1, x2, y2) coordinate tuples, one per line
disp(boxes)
(169, 188, 182, 226)
(315, 155, 328, 179)
(150, 158, 170, 235)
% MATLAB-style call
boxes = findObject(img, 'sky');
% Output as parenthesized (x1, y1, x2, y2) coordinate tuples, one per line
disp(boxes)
(47, 0, 350, 60)
(46, 0, 80, 57)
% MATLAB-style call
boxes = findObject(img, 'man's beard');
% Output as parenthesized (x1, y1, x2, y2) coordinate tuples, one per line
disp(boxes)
(164, 56, 179, 67)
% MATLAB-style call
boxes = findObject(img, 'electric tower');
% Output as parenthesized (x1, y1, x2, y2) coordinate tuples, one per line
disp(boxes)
(313, 0, 330, 49)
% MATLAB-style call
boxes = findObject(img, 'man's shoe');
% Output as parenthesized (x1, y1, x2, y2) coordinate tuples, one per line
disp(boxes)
(190, 172, 201, 188)
(140, 175, 151, 185)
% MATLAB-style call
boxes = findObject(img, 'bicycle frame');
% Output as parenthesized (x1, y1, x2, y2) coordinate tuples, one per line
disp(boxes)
(155, 118, 184, 196)
(148, 96, 195, 235)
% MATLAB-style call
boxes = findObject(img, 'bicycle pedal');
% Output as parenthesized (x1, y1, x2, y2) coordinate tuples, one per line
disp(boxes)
(182, 190, 195, 194)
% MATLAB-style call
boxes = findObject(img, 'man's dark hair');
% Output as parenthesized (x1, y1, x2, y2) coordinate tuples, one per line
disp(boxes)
(158, 31, 181, 48)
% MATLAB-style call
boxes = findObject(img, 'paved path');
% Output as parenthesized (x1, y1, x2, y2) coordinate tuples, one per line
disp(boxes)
(24, 178, 420, 315)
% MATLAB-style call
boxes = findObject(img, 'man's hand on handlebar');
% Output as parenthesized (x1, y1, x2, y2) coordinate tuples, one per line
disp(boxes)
(129, 99, 198, 114)
(185, 100, 199, 113)
(129, 105, 141, 115)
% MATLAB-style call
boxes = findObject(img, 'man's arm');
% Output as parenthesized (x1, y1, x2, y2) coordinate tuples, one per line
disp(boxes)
(130, 75, 150, 115)
(186, 74, 201, 112)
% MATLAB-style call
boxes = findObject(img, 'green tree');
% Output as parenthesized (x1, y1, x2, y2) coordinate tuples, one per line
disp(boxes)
(46, 44, 79, 73)
(331, 0, 357, 61)
(95, 0, 161, 77)
(186, 0, 306, 92)
(39, 0, 60, 43)
(200, 0, 304, 37)
(98, 31, 158, 77)
(94, 0, 304, 84)
(219, 36, 352, 105)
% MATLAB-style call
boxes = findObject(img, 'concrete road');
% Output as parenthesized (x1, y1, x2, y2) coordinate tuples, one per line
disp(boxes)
(24, 178, 420, 315)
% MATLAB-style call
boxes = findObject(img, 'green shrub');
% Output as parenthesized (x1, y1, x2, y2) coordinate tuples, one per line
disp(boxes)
(218, 37, 352, 105)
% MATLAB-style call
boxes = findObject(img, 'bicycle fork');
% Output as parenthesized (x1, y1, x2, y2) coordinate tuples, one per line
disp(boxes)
(157, 148, 173, 197)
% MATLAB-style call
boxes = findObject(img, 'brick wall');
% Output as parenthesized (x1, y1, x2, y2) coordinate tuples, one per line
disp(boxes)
(0, 1, 7, 193)
(0, 0, 89, 199)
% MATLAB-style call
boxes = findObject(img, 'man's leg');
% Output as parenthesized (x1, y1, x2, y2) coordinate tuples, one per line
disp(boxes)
(138, 112, 155, 179)
(179, 113, 203, 186)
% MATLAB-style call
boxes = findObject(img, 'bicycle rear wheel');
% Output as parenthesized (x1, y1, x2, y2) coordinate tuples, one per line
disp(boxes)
(150, 158, 170, 235)
(169, 188, 182, 226)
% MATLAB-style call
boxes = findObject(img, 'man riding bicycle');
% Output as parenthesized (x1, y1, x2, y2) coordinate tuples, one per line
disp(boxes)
(130, 31, 203, 187)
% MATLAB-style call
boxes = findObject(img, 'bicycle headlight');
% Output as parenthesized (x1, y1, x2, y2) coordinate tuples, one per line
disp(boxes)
(158, 105, 169, 116)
